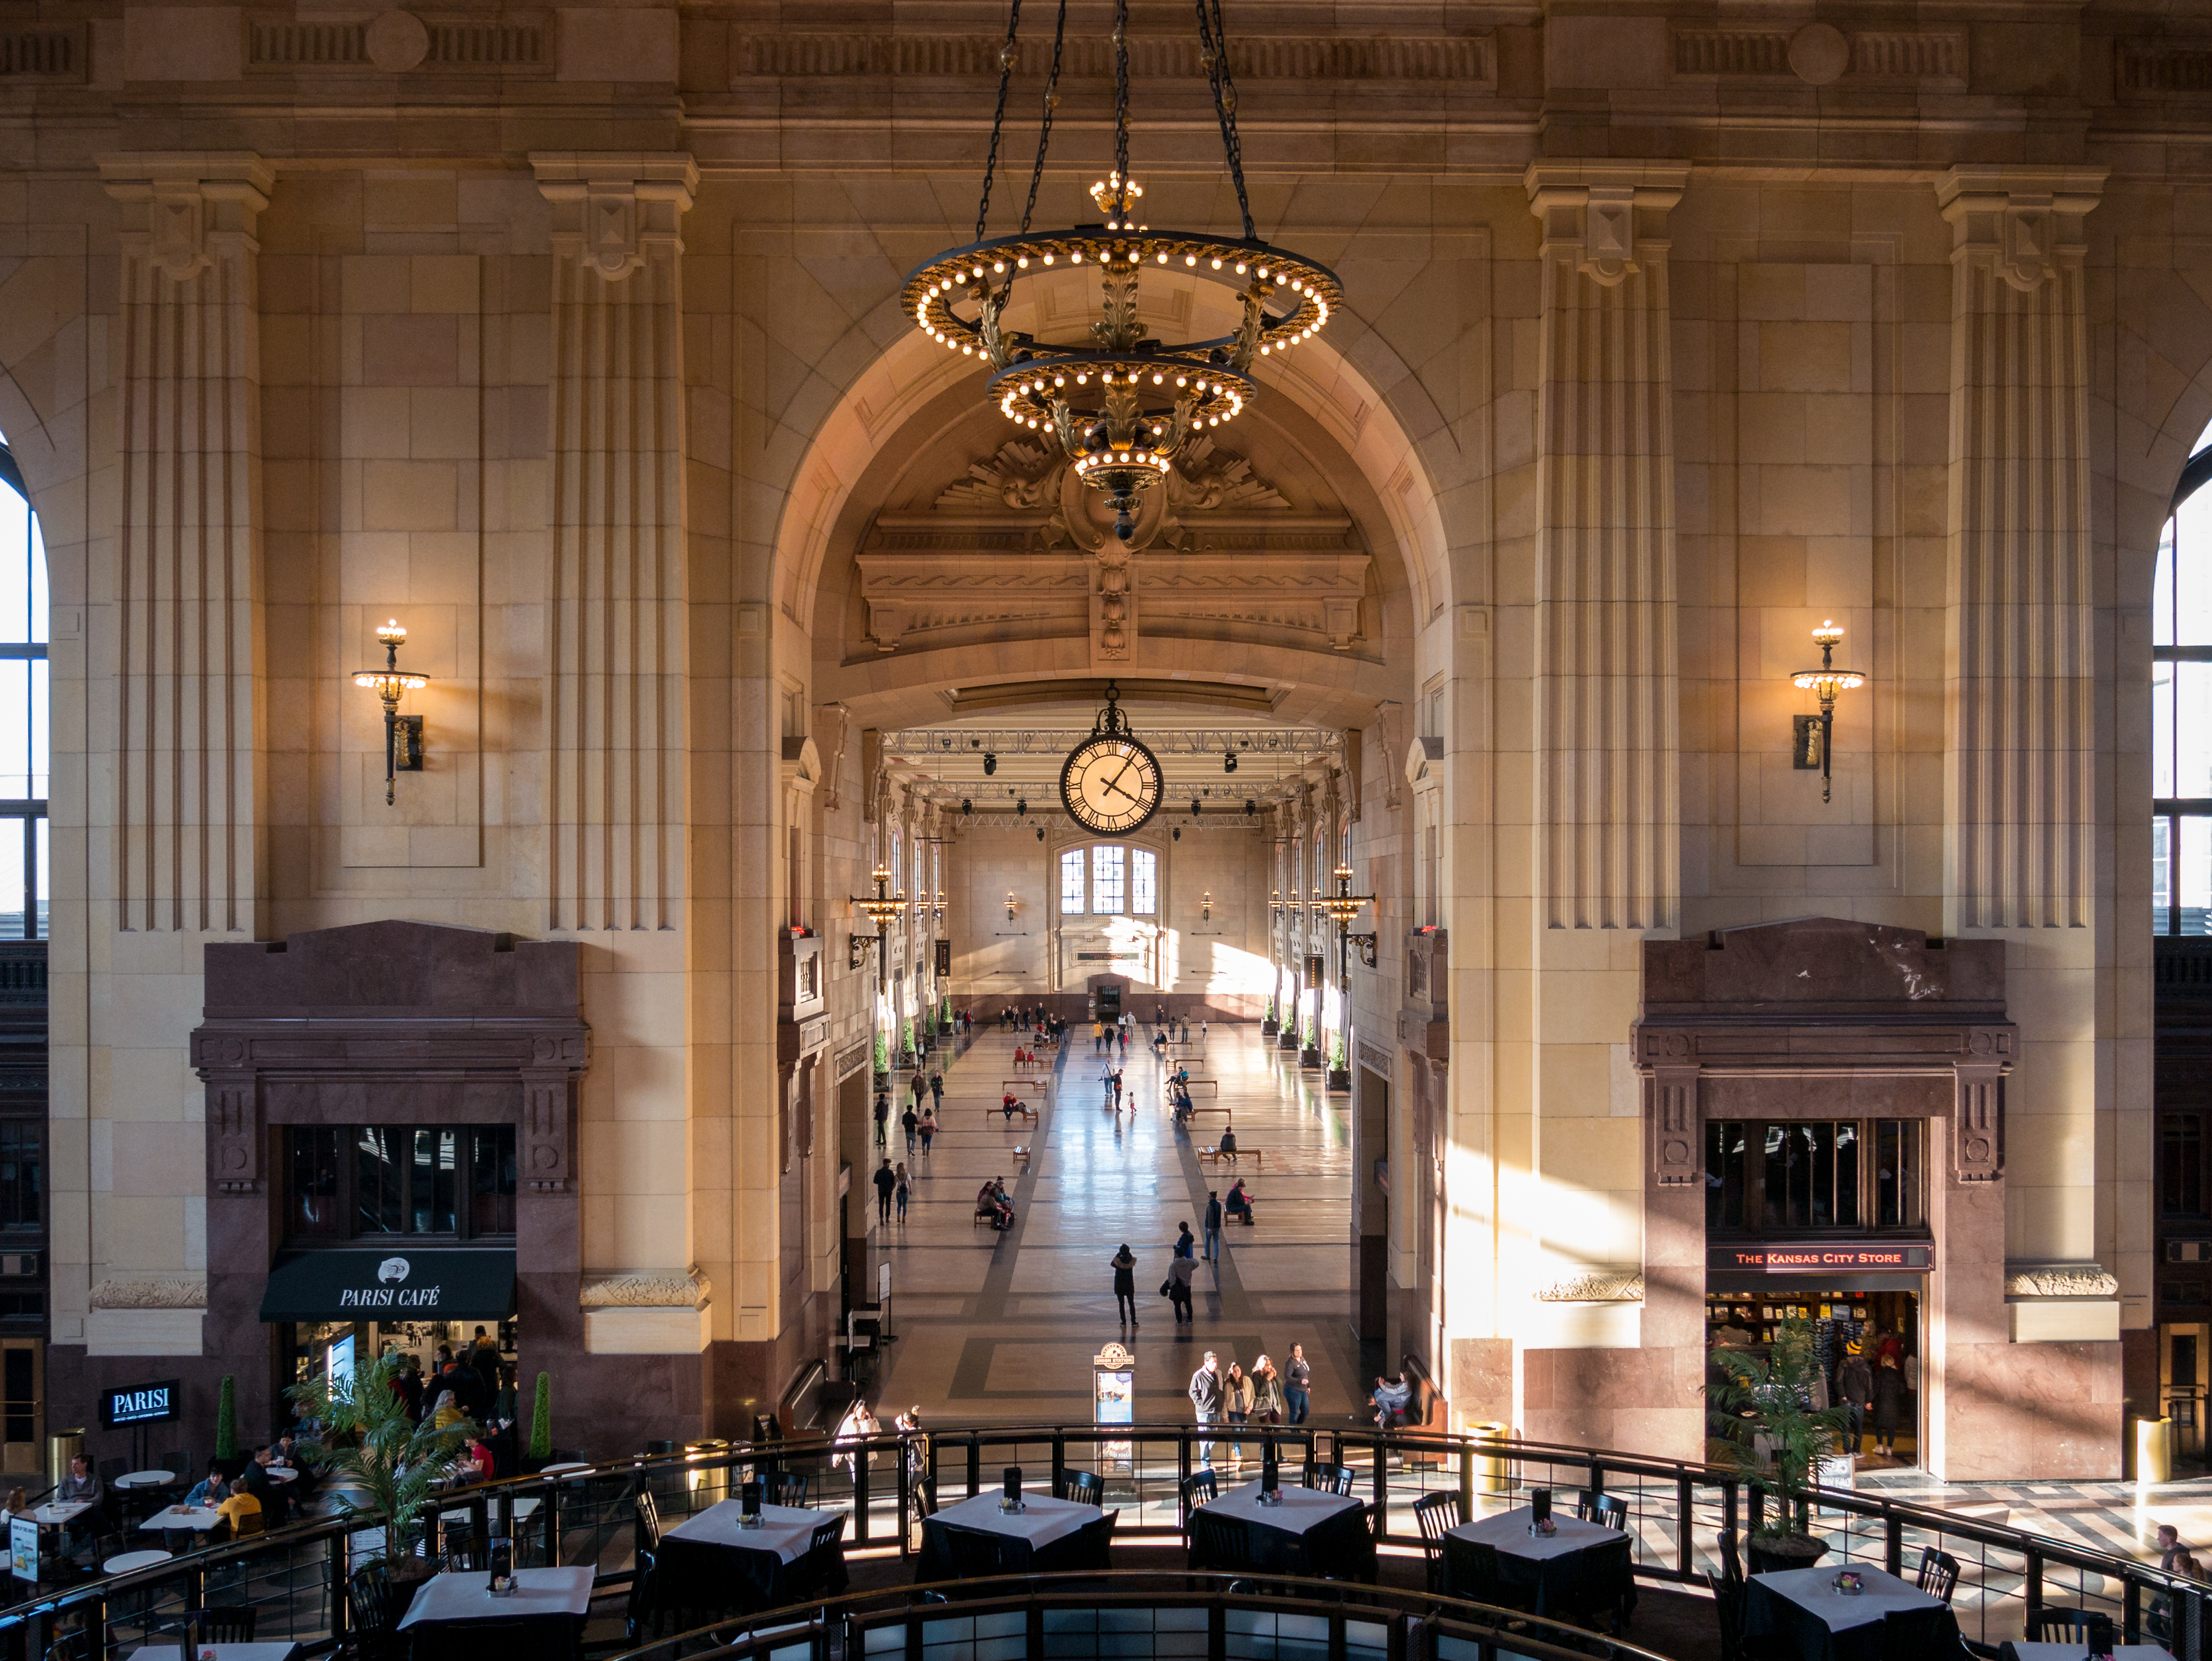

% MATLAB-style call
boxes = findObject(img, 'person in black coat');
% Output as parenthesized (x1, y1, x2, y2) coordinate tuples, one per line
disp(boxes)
(1871, 1354, 1907, 1459)
(1111, 1244, 1138, 1328)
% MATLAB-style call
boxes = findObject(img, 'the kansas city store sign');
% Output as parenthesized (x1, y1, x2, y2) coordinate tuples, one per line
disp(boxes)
(1710, 1244, 1933, 1274)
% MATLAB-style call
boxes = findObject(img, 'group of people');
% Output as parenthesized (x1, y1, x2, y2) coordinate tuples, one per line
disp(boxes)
(976, 1176, 1016, 1231)
(1828, 1329, 1915, 1460)
(1094, 1021, 1130, 1056)
(1186, 1347, 1316, 1465)
(872, 1157, 913, 1224)
(899, 1100, 938, 1156)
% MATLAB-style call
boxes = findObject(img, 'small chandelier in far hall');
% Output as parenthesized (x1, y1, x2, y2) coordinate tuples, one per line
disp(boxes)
(902, 0, 1341, 542)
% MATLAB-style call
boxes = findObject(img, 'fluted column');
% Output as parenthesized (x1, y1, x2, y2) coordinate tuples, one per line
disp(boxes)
(1524, 163, 1688, 933)
(99, 154, 274, 936)
(1936, 166, 2105, 932)
(533, 153, 698, 932)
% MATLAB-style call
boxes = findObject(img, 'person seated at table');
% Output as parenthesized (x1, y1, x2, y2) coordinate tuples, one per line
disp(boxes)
(2, 1487, 26, 1521)
(1224, 1178, 1255, 1225)
(428, 1389, 465, 1432)
(213, 1478, 261, 1541)
(55, 1453, 99, 1510)
(182, 1460, 228, 1509)
(461, 1433, 497, 1483)
(1368, 1373, 1412, 1430)
(245, 1446, 294, 1525)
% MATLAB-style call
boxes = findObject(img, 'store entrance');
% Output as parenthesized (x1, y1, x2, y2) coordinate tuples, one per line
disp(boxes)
(1707, 1279, 1924, 1471)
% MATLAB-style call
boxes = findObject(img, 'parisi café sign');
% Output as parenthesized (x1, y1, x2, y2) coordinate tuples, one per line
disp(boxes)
(258, 1248, 517, 1323)
(1708, 1243, 1934, 1274)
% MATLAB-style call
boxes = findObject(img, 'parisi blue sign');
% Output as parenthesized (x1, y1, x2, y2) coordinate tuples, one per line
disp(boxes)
(102, 1379, 180, 1428)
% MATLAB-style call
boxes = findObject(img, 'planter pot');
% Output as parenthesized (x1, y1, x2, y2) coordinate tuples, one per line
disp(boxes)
(1746, 1534, 1830, 1575)
(1300, 1047, 1323, 1068)
(1261, 1019, 1279, 1036)
(1278, 1029, 1299, 1050)
(1327, 1069, 1351, 1092)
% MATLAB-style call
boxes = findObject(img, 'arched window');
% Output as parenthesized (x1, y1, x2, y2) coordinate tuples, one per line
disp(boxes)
(2156, 418, 2212, 936)
(0, 437, 45, 940)
(1057, 844, 1157, 915)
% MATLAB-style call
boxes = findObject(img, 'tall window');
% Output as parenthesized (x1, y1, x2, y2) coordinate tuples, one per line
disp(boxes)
(1060, 848, 1086, 913)
(1131, 848, 1157, 915)
(1091, 845, 1126, 913)
(2166, 1112, 2207, 1216)
(0, 438, 46, 940)
(2156, 419, 2212, 935)
(1704, 1118, 1925, 1233)
(285, 1124, 516, 1243)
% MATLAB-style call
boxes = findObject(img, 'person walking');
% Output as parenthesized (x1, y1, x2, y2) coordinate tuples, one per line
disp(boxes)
(1223, 1361, 1255, 1470)
(919, 1106, 936, 1158)
(1189, 1353, 1224, 1467)
(1252, 1355, 1286, 1426)
(1835, 1342, 1873, 1459)
(1872, 1354, 1907, 1459)
(1204, 1191, 1223, 1262)
(873, 1157, 896, 1226)
(1112, 1243, 1139, 1328)
(901, 1103, 919, 1154)
(873, 1090, 890, 1149)
(1167, 1253, 1197, 1323)
(1174, 1221, 1195, 1259)
(1285, 1345, 1312, 1425)
(894, 1162, 911, 1225)
(930, 1071, 944, 1112)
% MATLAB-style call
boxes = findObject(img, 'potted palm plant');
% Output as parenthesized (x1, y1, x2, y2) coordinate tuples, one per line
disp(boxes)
(1706, 1314, 1855, 1572)
(287, 1352, 475, 1577)
(1327, 1033, 1350, 1092)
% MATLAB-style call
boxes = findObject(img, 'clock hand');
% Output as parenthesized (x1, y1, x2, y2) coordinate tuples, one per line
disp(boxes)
(1099, 772, 1138, 803)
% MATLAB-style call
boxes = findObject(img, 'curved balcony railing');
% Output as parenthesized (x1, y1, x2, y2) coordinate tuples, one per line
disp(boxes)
(0, 1423, 2200, 1659)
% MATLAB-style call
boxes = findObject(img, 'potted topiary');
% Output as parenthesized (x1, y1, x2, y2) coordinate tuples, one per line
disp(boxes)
(288, 1351, 475, 1581)
(873, 1031, 890, 1090)
(214, 1374, 241, 1476)
(1261, 998, 1279, 1037)
(528, 1372, 553, 1470)
(1327, 1033, 1350, 1092)
(1299, 1018, 1323, 1069)
(1707, 1314, 1855, 1573)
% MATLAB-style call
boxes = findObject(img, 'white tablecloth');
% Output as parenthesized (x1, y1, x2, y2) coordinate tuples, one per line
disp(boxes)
(1751, 1564, 1941, 1633)
(930, 1492, 1099, 1551)
(663, 1500, 821, 1565)
(1201, 1481, 1359, 1534)
(1451, 1508, 1620, 1563)
(141, 1506, 223, 1532)
(398, 1565, 595, 1629)
(2006, 1647, 2174, 1660)
(116, 1471, 176, 1489)
(125, 1645, 302, 1660)
(28, 1503, 88, 1525)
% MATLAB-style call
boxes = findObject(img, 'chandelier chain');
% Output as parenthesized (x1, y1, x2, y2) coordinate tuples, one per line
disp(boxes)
(1018, 0, 1070, 237)
(1113, 0, 1132, 194)
(973, 0, 1025, 241)
(1195, 0, 1255, 240)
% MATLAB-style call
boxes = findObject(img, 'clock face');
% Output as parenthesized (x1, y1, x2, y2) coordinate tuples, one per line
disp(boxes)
(1060, 734, 1164, 836)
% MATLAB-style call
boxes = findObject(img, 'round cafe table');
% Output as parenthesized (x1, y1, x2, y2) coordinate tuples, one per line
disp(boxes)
(114, 1471, 176, 1489)
(102, 1549, 171, 1575)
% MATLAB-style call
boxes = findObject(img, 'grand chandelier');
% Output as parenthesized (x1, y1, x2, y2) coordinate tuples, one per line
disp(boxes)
(903, 0, 1341, 541)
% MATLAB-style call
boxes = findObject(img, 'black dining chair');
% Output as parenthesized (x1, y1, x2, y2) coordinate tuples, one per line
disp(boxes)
(2027, 1608, 2115, 1648)
(1310, 1464, 1357, 1496)
(1439, 1535, 1507, 1606)
(345, 1562, 407, 1661)
(1058, 1469, 1106, 1507)
(1915, 1546, 1960, 1604)
(1575, 1492, 1629, 1531)
(635, 1490, 663, 1551)
(182, 1607, 256, 1643)
(1179, 1469, 1218, 1525)
(1411, 1492, 1462, 1592)
(625, 1544, 661, 1642)
(1709, 1571, 1795, 1661)
(761, 1471, 809, 1508)
(947, 1528, 1028, 1581)
(1187, 1508, 1251, 1574)
(1880, 1604, 1955, 1660)
(1716, 1526, 1744, 1588)
(411, 1617, 555, 1661)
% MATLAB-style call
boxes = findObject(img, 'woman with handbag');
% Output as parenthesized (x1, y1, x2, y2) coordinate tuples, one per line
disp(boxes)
(1251, 1355, 1286, 1425)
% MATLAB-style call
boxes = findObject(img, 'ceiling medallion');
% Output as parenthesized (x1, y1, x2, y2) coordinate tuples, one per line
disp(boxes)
(902, 0, 1341, 543)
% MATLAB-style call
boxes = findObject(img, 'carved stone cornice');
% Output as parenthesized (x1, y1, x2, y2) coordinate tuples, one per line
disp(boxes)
(731, 31, 1493, 87)
(91, 1276, 208, 1310)
(1535, 1271, 1645, 1304)
(530, 152, 697, 281)
(98, 153, 273, 282)
(2004, 1264, 2118, 1300)
(579, 1270, 709, 1309)
(1524, 161, 1690, 289)
(1934, 166, 2105, 294)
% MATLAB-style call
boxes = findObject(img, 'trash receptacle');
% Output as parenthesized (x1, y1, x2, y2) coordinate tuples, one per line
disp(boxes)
(46, 1429, 83, 1491)
(1466, 1422, 1513, 1496)
(2137, 1415, 2175, 1485)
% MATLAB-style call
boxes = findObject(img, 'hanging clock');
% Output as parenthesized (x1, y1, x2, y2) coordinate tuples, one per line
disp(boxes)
(1060, 684, 1163, 836)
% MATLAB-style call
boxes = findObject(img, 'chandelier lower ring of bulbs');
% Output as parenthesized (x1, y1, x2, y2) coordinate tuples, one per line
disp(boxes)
(989, 356, 1254, 434)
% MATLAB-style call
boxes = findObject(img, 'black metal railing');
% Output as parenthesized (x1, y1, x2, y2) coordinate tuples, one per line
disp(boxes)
(2, 1423, 2202, 1659)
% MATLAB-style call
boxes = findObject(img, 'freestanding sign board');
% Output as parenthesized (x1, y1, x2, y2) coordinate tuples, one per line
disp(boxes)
(1094, 1340, 1134, 1470)
(10, 1514, 35, 1583)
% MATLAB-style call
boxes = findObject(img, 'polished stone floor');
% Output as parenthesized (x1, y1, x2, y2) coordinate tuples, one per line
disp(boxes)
(866, 1021, 1362, 1425)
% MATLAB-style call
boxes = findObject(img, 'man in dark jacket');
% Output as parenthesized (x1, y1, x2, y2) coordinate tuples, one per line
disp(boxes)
(874, 1158, 897, 1225)
(1189, 1353, 1224, 1466)
(1204, 1192, 1223, 1262)
(1835, 1343, 1874, 1458)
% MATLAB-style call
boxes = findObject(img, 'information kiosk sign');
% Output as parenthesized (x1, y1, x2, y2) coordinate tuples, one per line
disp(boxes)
(1094, 1341, 1134, 1470)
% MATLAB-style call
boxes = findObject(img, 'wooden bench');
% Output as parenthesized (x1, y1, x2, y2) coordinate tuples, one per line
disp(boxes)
(1003, 1079, 1049, 1098)
(1197, 1145, 1263, 1168)
(1012, 1145, 1032, 1173)
(1164, 1077, 1221, 1098)
(1173, 1102, 1234, 1117)
(985, 1103, 1039, 1124)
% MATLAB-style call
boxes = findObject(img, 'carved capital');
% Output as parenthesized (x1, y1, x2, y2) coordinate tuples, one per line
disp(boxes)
(521, 1070, 577, 1192)
(1952, 1061, 2004, 1182)
(99, 153, 274, 282)
(531, 153, 698, 281)
(90, 1276, 208, 1310)
(1647, 1064, 1700, 1187)
(2004, 1263, 2117, 1299)
(1935, 166, 2106, 293)
(579, 1270, 710, 1309)
(1535, 1270, 1645, 1303)
(1525, 162, 1691, 289)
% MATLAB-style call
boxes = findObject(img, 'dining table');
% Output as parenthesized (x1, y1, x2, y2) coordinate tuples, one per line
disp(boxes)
(396, 1564, 594, 1660)
(124, 1645, 303, 1660)
(1190, 1480, 1375, 1581)
(140, 1505, 224, 1535)
(1745, 1563, 1961, 1661)
(2000, 1647, 2174, 1660)
(1443, 1507, 1634, 1620)
(916, 1492, 1112, 1580)
(654, 1499, 847, 1616)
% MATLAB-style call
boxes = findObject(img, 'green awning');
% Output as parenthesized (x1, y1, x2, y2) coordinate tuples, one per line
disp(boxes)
(260, 1249, 516, 1323)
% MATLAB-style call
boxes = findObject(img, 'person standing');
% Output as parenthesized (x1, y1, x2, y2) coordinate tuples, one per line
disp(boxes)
(1835, 1342, 1873, 1458)
(1223, 1361, 1255, 1470)
(1252, 1354, 1286, 1426)
(1872, 1354, 1907, 1459)
(1168, 1253, 1197, 1323)
(894, 1162, 911, 1225)
(1111, 1243, 1139, 1328)
(901, 1103, 920, 1154)
(874, 1090, 890, 1149)
(1284, 1345, 1312, 1425)
(1189, 1353, 1224, 1467)
(873, 1157, 897, 1226)
(1174, 1221, 1195, 1259)
(1204, 1191, 1223, 1262)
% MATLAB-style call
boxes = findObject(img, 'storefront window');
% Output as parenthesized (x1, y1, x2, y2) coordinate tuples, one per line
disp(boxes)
(1706, 1118, 1924, 1234)
(2165, 1112, 2205, 1216)
(285, 1124, 516, 1244)
(0, 1123, 39, 1230)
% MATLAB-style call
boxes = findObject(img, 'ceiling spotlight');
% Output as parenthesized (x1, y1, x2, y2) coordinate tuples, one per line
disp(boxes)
(983, 752, 998, 775)
(1016, 798, 1028, 816)
(1035, 825, 1045, 842)
(1173, 827, 1182, 841)
(1245, 799, 1256, 816)
(1190, 798, 1202, 817)
(961, 798, 973, 816)
(1223, 753, 1238, 773)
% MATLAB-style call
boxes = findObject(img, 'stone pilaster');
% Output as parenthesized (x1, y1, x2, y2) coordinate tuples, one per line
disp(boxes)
(98, 154, 274, 936)
(1524, 164, 1687, 933)
(532, 153, 698, 933)
(1935, 166, 2105, 933)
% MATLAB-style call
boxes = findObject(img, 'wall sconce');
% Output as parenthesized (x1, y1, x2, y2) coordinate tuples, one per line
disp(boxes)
(1790, 620, 1866, 806)
(1271, 888, 1281, 919)
(352, 619, 429, 807)
(1005, 890, 1017, 922)
(849, 865, 906, 983)
(934, 890, 947, 922)
(1322, 862, 1379, 970)
(1201, 891, 1213, 921)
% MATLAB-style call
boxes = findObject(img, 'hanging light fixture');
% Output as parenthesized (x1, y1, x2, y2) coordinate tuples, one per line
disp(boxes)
(1790, 620, 1866, 806)
(902, 0, 1341, 542)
